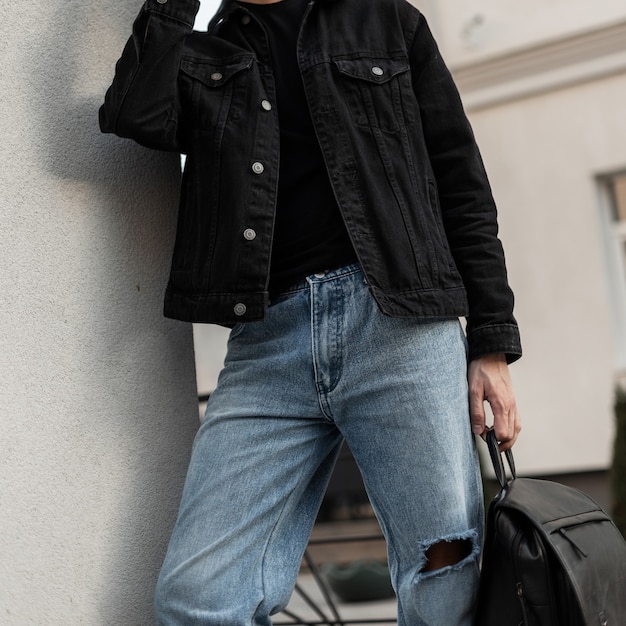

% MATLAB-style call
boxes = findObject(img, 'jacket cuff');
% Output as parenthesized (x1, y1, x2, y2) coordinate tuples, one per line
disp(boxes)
(144, 0, 200, 28)
(467, 323, 522, 364)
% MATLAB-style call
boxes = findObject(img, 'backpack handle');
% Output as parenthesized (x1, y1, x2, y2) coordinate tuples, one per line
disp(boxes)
(486, 429, 517, 488)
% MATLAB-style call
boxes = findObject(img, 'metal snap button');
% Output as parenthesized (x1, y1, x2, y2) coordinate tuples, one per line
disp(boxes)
(234, 303, 247, 316)
(371, 66, 384, 76)
(261, 100, 272, 111)
(252, 162, 265, 175)
(243, 228, 257, 241)
(210, 72, 223, 82)
(241, 15, 251, 25)
(156, 0, 168, 4)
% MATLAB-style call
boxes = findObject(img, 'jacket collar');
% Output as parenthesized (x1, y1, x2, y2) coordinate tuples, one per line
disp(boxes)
(210, 0, 339, 31)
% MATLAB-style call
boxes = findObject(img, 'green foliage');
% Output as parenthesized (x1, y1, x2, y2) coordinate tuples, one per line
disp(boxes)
(611, 387, 626, 538)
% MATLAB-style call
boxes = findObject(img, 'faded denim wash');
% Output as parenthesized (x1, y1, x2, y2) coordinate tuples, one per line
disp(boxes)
(154, 265, 483, 625)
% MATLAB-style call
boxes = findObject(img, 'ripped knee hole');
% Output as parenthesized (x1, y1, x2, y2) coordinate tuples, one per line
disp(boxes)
(420, 538, 472, 573)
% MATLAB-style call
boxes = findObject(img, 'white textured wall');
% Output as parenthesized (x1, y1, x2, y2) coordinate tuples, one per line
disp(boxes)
(0, 0, 199, 623)
(469, 73, 626, 474)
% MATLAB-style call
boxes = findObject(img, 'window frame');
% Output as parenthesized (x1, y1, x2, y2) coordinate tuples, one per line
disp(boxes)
(598, 171, 626, 373)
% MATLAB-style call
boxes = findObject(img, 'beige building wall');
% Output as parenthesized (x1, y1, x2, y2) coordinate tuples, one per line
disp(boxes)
(468, 77, 625, 474)
(430, 0, 626, 65)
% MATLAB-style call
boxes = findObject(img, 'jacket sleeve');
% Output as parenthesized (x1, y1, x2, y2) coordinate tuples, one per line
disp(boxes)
(409, 13, 522, 363)
(99, 0, 200, 152)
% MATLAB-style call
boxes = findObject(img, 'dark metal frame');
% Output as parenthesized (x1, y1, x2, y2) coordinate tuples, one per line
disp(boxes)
(276, 534, 398, 626)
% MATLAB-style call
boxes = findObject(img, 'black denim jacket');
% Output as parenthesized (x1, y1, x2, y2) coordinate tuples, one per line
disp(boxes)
(100, 0, 522, 362)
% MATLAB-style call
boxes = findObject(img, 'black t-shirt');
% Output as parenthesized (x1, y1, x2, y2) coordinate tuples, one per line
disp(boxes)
(242, 0, 357, 295)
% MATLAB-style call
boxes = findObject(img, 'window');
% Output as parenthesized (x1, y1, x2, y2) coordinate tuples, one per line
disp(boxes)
(599, 171, 626, 372)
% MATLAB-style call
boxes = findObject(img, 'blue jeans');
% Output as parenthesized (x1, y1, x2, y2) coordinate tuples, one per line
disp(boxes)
(155, 264, 483, 625)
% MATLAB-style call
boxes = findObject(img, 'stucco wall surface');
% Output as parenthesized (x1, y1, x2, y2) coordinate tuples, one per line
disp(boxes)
(1, 0, 199, 622)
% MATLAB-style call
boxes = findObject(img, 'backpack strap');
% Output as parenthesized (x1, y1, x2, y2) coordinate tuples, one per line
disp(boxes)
(486, 429, 517, 488)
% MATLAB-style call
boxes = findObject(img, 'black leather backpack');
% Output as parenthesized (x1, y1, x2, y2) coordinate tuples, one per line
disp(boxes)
(475, 430, 626, 625)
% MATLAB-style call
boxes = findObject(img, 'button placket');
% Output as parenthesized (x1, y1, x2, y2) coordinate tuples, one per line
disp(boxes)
(240, 31, 277, 300)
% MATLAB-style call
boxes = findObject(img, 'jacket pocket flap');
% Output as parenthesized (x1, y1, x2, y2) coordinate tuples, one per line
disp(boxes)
(334, 57, 409, 84)
(180, 57, 254, 88)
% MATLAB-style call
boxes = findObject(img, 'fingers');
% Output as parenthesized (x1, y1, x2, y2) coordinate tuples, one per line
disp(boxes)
(467, 354, 521, 451)
(469, 383, 487, 438)
(492, 400, 521, 451)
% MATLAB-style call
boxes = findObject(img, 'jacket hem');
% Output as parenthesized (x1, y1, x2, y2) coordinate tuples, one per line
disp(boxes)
(368, 284, 469, 319)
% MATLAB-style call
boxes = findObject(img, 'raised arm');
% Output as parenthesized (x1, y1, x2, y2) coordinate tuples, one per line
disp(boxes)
(99, 0, 200, 152)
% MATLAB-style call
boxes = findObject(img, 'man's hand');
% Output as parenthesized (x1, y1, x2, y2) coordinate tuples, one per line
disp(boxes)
(468, 353, 520, 451)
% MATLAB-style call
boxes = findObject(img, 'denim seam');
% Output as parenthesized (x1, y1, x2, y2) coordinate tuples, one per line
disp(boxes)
(309, 281, 336, 422)
(254, 467, 311, 621)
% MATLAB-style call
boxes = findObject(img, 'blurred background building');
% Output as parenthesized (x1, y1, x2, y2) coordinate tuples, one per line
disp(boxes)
(194, 0, 626, 480)
(417, 0, 626, 478)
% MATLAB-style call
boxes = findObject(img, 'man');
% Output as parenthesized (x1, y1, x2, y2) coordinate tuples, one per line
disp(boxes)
(100, 0, 521, 623)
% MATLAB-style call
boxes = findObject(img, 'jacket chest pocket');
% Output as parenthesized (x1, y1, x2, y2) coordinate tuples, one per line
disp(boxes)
(333, 57, 412, 133)
(179, 57, 254, 130)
